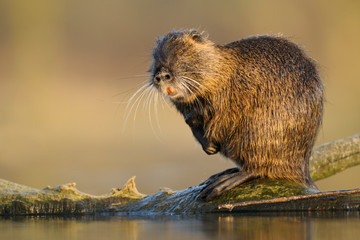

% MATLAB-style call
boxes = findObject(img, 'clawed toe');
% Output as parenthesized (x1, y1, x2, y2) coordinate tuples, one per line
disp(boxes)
(199, 168, 239, 186)
(204, 146, 218, 155)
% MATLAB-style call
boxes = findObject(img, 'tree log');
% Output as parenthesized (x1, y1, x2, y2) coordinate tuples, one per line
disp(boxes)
(310, 133, 360, 181)
(1, 133, 360, 215)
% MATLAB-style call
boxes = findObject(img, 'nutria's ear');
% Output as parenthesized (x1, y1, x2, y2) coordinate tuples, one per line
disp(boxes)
(155, 37, 163, 45)
(189, 30, 204, 42)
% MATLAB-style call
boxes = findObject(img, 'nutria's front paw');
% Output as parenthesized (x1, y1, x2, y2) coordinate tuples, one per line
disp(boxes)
(203, 143, 219, 155)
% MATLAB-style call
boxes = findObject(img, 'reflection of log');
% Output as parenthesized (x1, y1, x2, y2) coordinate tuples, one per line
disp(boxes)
(1, 133, 360, 215)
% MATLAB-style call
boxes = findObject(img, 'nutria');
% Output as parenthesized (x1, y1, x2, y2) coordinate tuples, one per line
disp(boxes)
(149, 30, 323, 201)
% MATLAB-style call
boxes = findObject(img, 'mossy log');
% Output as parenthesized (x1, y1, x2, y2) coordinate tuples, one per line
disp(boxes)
(1, 133, 360, 216)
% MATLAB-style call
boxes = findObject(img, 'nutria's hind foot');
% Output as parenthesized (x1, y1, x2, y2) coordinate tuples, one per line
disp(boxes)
(199, 169, 258, 201)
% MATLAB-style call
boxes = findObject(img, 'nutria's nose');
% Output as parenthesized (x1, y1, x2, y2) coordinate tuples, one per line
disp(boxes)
(154, 72, 172, 83)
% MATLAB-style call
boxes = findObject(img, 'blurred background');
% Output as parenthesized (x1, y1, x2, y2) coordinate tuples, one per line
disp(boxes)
(1, 0, 359, 195)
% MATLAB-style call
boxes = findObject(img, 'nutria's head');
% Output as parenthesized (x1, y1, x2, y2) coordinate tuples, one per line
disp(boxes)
(150, 30, 219, 103)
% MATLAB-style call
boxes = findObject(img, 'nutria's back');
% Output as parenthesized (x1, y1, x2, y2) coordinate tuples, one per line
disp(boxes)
(213, 36, 323, 186)
(150, 30, 323, 199)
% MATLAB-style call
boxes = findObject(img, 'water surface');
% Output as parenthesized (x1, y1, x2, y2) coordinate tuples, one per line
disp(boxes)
(1, 212, 359, 240)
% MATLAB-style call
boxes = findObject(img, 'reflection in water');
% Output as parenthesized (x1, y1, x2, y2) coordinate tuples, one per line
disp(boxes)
(1, 212, 360, 240)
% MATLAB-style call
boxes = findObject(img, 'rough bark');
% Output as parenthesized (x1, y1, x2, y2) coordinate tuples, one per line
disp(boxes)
(1, 133, 360, 215)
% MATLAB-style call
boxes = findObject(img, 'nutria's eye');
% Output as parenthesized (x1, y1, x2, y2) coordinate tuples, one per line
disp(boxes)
(178, 49, 185, 56)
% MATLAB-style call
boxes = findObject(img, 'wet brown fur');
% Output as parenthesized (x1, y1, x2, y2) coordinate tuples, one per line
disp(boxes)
(150, 30, 323, 188)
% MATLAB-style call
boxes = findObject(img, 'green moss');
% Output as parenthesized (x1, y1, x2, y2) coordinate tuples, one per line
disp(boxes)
(211, 178, 318, 204)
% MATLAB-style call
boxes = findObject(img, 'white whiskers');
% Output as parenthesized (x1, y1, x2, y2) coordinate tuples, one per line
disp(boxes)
(122, 80, 172, 141)
(121, 70, 214, 139)
(124, 82, 152, 124)
(178, 78, 204, 112)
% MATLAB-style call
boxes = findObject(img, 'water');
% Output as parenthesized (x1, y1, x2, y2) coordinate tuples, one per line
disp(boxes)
(1, 212, 359, 240)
